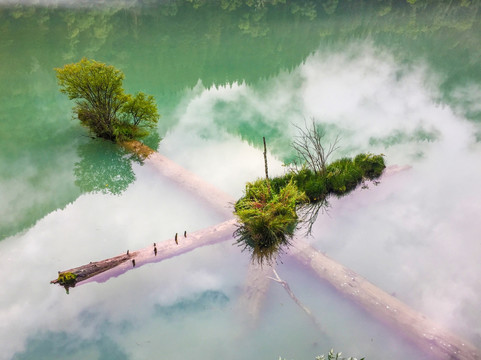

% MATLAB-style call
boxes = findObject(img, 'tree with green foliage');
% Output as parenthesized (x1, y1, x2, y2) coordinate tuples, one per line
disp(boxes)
(55, 58, 159, 142)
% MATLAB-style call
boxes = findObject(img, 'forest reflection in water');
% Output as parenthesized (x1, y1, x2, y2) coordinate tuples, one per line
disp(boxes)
(0, 1, 481, 360)
(1, 0, 481, 239)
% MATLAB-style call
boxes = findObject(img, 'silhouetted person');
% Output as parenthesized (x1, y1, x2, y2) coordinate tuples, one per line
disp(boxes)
(132, 259, 136, 267)
(175, 233, 178, 245)
(154, 246, 157, 256)
(184, 230, 187, 237)
(127, 250, 129, 256)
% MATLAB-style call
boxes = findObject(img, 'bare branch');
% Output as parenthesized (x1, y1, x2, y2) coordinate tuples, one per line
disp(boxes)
(291, 118, 340, 175)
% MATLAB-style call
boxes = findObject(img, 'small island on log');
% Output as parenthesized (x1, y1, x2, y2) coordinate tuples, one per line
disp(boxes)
(234, 121, 385, 265)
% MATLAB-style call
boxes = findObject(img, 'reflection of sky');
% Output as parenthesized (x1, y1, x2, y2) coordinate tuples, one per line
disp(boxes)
(1, 43, 481, 359)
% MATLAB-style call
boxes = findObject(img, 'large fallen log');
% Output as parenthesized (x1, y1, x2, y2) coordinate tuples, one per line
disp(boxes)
(50, 253, 132, 286)
(50, 219, 237, 288)
(122, 140, 234, 218)
(236, 261, 273, 327)
(289, 238, 481, 360)
(121, 141, 275, 324)
(50, 144, 479, 359)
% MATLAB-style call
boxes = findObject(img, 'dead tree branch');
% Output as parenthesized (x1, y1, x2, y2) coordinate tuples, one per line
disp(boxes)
(268, 269, 324, 333)
(292, 118, 340, 175)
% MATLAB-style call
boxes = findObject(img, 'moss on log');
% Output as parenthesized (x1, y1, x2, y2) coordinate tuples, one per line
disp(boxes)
(50, 253, 133, 288)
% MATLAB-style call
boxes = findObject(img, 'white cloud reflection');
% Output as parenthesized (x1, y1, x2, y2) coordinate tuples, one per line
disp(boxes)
(1, 42, 481, 359)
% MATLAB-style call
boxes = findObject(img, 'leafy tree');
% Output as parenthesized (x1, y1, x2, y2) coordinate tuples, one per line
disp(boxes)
(55, 58, 159, 142)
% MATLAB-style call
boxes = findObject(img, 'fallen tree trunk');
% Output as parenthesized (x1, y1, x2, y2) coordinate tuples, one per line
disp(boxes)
(50, 148, 479, 359)
(122, 140, 234, 218)
(289, 238, 481, 360)
(236, 261, 273, 327)
(50, 219, 237, 287)
(50, 253, 132, 285)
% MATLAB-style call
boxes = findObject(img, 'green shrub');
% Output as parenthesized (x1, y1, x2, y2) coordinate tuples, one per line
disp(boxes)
(354, 153, 386, 179)
(303, 178, 328, 201)
(326, 157, 363, 195)
(55, 58, 159, 143)
(268, 175, 289, 194)
(290, 166, 315, 188)
(234, 152, 386, 263)
(234, 179, 307, 265)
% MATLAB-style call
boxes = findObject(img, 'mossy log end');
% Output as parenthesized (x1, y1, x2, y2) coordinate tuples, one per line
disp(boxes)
(121, 140, 155, 160)
(50, 219, 237, 288)
(50, 253, 134, 286)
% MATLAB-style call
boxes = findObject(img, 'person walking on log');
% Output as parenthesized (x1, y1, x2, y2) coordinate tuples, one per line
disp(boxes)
(175, 233, 178, 245)
(184, 230, 186, 237)
(132, 259, 136, 267)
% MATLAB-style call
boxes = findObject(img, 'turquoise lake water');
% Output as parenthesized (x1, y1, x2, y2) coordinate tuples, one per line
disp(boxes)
(1, 1, 480, 359)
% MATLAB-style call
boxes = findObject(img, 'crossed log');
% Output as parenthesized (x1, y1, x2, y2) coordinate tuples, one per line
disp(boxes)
(51, 140, 480, 360)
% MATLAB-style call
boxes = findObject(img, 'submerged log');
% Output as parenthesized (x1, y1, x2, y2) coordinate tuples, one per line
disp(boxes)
(121, 140, 234, 218)
(51, 143, 479, 359)
(289, 238, 481, 360)
(268, 268, 324, 333)
(50, 219, 238, 287)
(236, 261, 273, 326)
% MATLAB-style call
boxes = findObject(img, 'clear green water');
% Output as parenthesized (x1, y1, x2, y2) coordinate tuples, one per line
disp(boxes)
(1, 1, 481, 359)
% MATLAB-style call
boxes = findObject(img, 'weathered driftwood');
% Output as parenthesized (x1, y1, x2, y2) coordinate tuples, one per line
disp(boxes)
(50, 253, 134, 287)
(124, 140, 277, 325)
(50, 219, 237, 287)
(122, 140, 234, 219)
(236, 261, 273, 327)
(51, 143, 479, 359)
(289, 238, 481, 360)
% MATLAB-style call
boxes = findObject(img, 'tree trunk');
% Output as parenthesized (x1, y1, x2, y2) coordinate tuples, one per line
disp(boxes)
(51, 219, 238, 287)
(289, 238, 480, 360)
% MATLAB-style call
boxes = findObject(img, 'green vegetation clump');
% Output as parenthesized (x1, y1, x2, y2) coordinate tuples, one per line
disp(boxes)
(55, 58, 160, 142)
(234, 179, 307, 265)
(57, 272, 77, 286)
(354, 153, 385, 179)
(315, 348, 365, 360)
(234, 153, 385, 264)
(326, 157, 363, 195)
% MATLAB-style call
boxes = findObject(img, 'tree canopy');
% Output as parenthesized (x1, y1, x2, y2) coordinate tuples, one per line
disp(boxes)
(55, 58, 159, 142)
